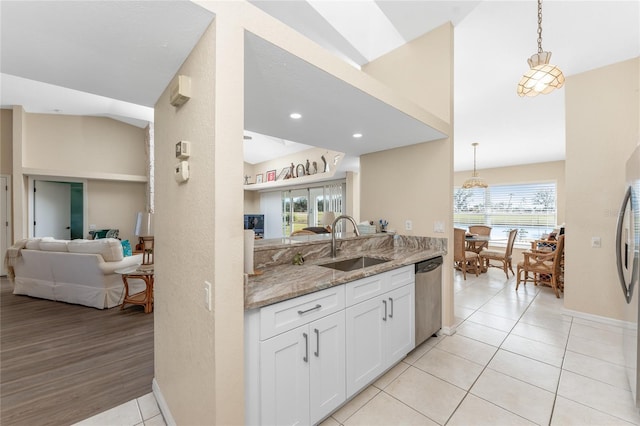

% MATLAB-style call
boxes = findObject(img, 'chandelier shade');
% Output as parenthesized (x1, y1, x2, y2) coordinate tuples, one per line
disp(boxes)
(517, 0, 564, 97)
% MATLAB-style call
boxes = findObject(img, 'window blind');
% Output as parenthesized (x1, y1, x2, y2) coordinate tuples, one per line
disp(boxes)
(454, 182, 557, 242)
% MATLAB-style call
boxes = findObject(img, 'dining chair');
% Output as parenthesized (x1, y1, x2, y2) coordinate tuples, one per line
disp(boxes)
(516, 235, 565, 298)
(468, 225, 492, 252)
(479, 229, 517, 278)
(454, 228, 479, 280)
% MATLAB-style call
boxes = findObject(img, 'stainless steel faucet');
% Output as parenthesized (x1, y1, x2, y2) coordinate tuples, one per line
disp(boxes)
(331, 215, 360, 257)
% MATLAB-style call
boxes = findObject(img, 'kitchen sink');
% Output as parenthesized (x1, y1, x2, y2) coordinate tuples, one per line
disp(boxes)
(319, 256, 391, 272)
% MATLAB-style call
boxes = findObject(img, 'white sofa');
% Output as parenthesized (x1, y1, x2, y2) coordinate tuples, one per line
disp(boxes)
(11, 237, 144, 309)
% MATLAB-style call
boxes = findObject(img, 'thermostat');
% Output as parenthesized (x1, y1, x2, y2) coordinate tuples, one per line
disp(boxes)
(175, 161, 189, 183)
(175, 141, 191, 159)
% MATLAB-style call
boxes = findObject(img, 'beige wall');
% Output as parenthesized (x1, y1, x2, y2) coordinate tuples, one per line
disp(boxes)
(362, 23, 452, 124)
(1, 109, 12, 174)
(7, 107, 147, 242)
(454, 161, 566, 225)
(23, 114, 145, 176)
(565, 57, 639, 320)
(361, 24, 454, 329)
(87, 180, 146, 242)
(153, 14, 244, 425)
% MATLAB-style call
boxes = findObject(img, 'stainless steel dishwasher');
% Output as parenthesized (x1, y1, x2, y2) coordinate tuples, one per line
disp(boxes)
(415, 256, 443, 346)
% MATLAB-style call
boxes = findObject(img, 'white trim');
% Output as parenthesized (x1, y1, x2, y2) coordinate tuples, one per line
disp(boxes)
(439, 325, 457, 336)
(1, 174, 11, 276)
(562, 308, 630, 329)
(23, 167, 147, 183)
(152, 378, 176, 426)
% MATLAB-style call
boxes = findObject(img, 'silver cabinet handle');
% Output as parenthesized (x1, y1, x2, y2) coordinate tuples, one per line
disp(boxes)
(389, 297, 394, 318)
(303, 332, 308, 363)
(298, 304, 321, 315)
(314, 328, 320, 357)
(382, 300, 387, 321)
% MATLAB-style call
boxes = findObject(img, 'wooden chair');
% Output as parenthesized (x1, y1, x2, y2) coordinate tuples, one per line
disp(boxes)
(468, 225, 491, 252)
(479, 229, 517, 278)
(454, 228, 479, 280)
(517, 235, 565, 298)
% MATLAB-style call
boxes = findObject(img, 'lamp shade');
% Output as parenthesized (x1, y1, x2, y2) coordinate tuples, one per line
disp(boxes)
(322, 211, 336, 227)
(135, 212, 154, 237)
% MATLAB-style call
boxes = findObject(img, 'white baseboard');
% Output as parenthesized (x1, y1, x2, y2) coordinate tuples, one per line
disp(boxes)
(562, 308, 631, 329)
(440, 325, 457, 336)
(153, 378, 176, 426)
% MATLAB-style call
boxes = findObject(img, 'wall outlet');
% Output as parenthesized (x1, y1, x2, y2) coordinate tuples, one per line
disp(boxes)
(204, 281, 212, 311)
(434, 221, 445, 233)
(591, 237, 601, 248)
(405, 220, 412, 231)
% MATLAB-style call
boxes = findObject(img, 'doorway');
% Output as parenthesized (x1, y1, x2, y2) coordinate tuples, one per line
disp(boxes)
(29, 178, 87, 239)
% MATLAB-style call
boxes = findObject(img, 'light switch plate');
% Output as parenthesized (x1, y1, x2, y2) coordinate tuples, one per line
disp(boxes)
(591, 237, 601, 248)
(204, 281, 212, 311)
(434, 221, 445, 233)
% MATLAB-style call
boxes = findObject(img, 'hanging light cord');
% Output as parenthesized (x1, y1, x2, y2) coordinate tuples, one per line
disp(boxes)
(472, 143, 478, 176)
(537, 0, 543, 54)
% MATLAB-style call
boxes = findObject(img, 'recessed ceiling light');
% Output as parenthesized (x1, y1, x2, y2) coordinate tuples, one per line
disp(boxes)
(290, 113, 302, 119)
(352, 133, 363, 138)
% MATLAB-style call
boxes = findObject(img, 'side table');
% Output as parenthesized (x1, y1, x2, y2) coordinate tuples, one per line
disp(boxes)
(116, 266, 154, 313)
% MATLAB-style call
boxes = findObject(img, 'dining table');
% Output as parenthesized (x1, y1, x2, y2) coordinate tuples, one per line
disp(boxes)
(465, 234, 491, 254)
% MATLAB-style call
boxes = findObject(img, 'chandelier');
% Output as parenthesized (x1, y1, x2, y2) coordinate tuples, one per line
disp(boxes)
(462, 143, 488, 189)
(517, 0, 565, 97)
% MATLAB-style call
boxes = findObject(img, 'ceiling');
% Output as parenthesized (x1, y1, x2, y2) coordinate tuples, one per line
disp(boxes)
(1, 1, 638, 172)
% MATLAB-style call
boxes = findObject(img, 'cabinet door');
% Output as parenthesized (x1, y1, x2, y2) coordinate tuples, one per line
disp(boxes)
(345, 297, 385, 398)
(260, 326, 310, 426)
(309, 312, 346, 424)
(385, 284, 415, 365)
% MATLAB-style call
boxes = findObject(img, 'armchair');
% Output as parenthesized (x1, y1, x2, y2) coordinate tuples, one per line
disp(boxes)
(479, 229, 517, 278)
(454, 228, 479, 280)
(516, 235, 565, 298)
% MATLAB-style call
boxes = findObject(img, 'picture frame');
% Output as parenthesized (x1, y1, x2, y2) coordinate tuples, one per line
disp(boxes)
(277, 167, 289, 180)
(255, 174, 263, 184)
(266, 169, 276, 182)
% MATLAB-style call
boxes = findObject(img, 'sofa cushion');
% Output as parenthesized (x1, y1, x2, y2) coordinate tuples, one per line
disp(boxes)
(39, 238, 69, 252)
(67, 238, 124, 262)
(25, 238, 42, 250)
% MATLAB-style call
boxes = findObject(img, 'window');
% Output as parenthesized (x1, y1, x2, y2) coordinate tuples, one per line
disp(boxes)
(454, 182, 557, 243)
(281, 182, 345, 236)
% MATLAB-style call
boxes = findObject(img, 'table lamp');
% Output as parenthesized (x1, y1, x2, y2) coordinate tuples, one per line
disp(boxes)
(135, 212, 154, 268)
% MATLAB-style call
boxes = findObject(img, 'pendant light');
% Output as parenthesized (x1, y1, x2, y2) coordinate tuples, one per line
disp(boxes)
(462, 143, 488, 189)
(517, 0, 565, 97)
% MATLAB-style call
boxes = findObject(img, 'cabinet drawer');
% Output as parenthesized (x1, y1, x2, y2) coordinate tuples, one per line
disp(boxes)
(260, 286, 345, 340)
(345, 274, 386, 307)
(387, 265, 414, 290)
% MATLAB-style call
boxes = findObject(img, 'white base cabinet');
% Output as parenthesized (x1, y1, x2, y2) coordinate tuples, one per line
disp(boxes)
(260, 311, 345, 425)
(345, 272, 414, 397)
(245, 265, 415, 425)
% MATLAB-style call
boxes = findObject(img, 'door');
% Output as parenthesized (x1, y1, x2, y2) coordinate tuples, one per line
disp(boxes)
(0, 176, 9, 276)
(34, 181, 71, 239)
(260, 325, 310, 426)
(309, 312, 346, 424)
(385, 285, 415, 365)
(345, 296, 385, 398)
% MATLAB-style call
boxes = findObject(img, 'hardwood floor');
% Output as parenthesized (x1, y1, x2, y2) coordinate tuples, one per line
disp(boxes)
(0, 277, 154, 426)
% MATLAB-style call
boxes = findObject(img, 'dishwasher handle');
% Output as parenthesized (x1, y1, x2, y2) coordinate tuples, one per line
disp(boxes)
(415, 256, 443, 274)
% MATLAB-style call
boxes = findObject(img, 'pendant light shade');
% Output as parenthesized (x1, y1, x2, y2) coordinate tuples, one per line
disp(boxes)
(517, 0, 564, 97)
(462, 143, 488, 189)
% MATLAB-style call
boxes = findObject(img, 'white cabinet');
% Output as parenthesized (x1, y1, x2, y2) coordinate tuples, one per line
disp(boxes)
(260, 311, 345, 426)
(345, 266, 415, 398)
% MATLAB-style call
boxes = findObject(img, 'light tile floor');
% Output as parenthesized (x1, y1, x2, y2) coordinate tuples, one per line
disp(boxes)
(75, 268, 640, 425)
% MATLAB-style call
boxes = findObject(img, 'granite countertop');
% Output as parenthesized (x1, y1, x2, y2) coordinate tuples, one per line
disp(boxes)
(245, 234, 446, 310)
